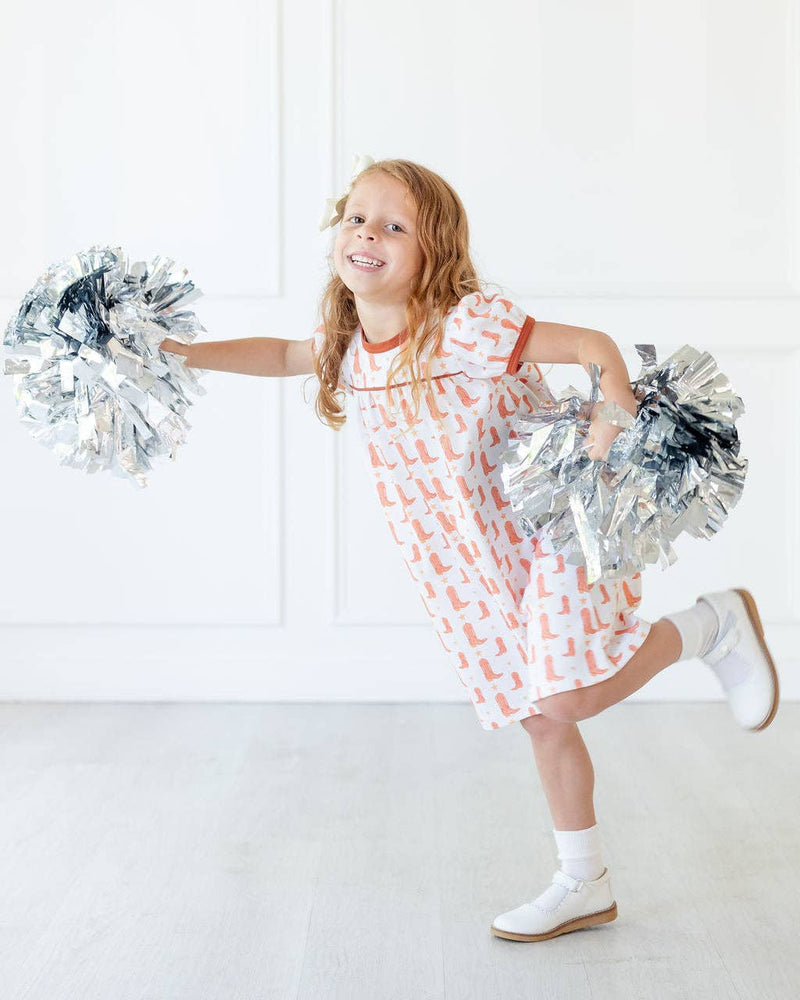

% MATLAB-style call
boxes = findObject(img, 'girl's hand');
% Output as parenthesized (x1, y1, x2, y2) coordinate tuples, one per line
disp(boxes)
(159, 337, 190, 357)
(584, 400, 636, 461)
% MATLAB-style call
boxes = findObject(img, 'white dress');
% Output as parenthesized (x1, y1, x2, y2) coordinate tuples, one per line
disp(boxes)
(312, 290, 652, 730)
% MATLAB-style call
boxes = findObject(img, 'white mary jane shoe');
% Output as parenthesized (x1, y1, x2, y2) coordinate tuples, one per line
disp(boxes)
(697, 588, 780, 732)
(490, 867, 617, 942)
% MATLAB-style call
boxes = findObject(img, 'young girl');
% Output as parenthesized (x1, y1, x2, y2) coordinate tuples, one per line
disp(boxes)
(160, 157, 779, 943)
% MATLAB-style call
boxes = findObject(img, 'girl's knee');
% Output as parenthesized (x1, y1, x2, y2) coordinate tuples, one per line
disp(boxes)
(520, 711, 576, 739)
(529, 689, 595, 724)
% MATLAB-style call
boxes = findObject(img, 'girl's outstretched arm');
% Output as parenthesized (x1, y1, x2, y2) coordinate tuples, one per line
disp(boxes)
(159, 336, 315, 377)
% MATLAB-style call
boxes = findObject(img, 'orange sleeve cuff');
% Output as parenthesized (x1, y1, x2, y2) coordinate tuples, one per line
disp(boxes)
(506, 314, 535, 375)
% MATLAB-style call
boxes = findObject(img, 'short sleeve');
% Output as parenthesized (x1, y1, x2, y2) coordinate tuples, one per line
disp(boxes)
(309, 323, 352, 395)
(445, 291, 535, 378)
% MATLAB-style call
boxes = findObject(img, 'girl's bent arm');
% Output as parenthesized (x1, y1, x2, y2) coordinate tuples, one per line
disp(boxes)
(521, 322, 638, 417)
(159, 336, 315, 377)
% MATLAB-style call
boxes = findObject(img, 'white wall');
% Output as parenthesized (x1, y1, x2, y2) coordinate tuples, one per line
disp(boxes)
(1, 0, 797, 707)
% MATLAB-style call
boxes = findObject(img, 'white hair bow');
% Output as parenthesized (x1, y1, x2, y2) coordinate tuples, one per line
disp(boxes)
(318, 153, 376, 231)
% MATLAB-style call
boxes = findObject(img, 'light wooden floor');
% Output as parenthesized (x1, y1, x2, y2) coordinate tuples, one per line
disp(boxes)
(0, 701, 797, 1000)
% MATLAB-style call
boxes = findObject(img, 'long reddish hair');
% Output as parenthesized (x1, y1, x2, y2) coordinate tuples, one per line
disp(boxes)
(311, 158, 499, 431)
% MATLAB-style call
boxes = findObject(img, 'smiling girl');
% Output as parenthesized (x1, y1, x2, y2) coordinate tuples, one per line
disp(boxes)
(160, 157, 778, 943)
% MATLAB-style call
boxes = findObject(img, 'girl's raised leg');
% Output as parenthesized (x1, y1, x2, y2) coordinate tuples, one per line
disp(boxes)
(535, 587, 778, 730)
(534, 616, 683, 723)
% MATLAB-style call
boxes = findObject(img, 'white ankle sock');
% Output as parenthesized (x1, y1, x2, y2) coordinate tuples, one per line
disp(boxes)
(552, 824, 605, 881)
(662, 599, 721, 660)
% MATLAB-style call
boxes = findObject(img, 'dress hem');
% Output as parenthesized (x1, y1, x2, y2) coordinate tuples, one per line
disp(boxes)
(474, 614, 654, 731)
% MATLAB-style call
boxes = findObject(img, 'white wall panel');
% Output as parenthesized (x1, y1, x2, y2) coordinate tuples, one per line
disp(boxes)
(0, 0, 284, 628)
(0, 0, 282, 299)
(339, 0, 797, 298)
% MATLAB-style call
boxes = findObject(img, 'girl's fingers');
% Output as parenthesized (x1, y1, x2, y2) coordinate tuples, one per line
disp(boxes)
(160, 337, 185, 355)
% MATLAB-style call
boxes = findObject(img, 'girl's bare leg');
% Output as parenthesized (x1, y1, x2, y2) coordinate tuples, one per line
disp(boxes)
(533, 616, 683, 724)
(520, 714, 596, 830)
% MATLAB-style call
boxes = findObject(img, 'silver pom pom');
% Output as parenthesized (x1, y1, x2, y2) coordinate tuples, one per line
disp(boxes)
(500, 344, 748, 584)
(3, 245, 206, 487)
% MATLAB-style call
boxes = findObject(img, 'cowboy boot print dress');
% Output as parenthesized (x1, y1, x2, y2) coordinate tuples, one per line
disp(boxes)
(311, 290, 652, 730)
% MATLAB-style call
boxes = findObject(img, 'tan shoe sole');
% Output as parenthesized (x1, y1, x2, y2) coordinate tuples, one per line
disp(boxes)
(733, 587, 780, 731)
(490, 901, 618, 942)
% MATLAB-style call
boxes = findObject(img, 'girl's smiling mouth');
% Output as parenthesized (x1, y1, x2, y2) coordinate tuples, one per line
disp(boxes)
(348, 254, 385, 271)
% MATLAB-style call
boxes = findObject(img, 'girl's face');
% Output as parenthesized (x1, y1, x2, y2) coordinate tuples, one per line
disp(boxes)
(333, 172, 424, 306)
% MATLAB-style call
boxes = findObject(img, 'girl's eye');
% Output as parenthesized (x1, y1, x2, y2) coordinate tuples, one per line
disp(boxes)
(347, 216, 403, 233)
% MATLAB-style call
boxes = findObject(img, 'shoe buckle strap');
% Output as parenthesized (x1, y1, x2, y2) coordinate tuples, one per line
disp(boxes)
(553, 870, 584, 892)
(703, 615, 740, 666)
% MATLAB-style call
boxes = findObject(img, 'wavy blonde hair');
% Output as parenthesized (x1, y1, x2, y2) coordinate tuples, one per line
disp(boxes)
(311, 158, 498, 432)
